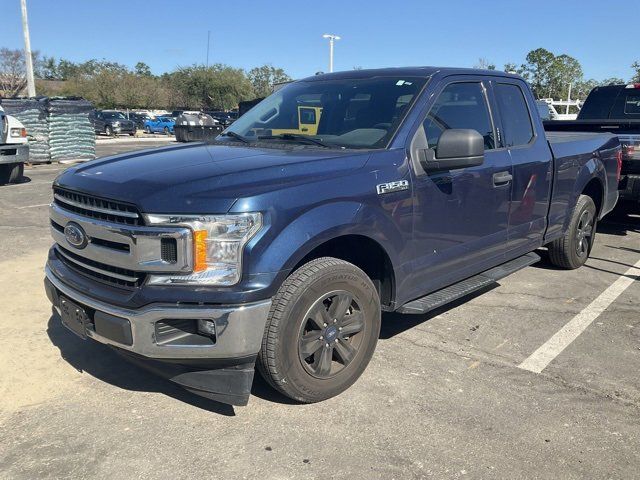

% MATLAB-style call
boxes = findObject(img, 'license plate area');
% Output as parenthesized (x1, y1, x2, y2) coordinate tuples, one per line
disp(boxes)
(59, 296, 89, 339)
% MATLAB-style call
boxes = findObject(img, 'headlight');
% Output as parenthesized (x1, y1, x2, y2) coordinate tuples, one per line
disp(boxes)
(145, 213, 262, 286)
(10, 127, 27, 138)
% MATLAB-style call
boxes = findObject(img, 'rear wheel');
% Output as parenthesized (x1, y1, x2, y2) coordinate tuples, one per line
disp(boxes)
(548, 194, 597, 269)
(164, 126, 170, 135)
(257, 257, 381, 403)
(0, 163, 24, 184)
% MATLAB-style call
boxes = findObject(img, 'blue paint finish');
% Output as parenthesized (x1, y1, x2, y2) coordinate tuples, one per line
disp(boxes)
(144, 116, 175, 134)
(51, 67, 621, 310)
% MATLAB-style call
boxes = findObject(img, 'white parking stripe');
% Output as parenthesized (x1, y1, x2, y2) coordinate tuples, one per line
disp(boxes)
(519, 258, 640, 374)
(17, 203, 50, 209)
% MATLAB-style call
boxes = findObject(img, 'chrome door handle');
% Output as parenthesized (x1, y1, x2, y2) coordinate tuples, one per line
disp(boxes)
(493, 171, 513, 186)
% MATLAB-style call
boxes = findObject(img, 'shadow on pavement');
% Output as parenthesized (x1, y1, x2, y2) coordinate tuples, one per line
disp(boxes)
(379, 284, 497, 339)
(47, 311, 236, 416)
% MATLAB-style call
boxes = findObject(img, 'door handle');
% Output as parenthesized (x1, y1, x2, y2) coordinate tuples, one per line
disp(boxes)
(493, 171, 513, 186)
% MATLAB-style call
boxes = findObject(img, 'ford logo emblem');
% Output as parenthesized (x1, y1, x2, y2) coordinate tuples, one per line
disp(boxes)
(64, 222, 88, 249)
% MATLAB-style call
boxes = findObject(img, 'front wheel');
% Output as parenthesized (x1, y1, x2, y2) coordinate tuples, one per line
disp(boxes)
(105, 125, 113, 136)
(548, 194, 597, 269)
(145, 126, 152, 134)
(257, 257, 381, 403)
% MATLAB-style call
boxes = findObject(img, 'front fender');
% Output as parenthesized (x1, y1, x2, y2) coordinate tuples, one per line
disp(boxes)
(247, 200, 405, 282)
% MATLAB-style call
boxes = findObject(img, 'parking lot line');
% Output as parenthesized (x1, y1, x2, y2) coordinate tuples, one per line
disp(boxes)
(519, 258, 640, 374)
(17, 203, 50, 209)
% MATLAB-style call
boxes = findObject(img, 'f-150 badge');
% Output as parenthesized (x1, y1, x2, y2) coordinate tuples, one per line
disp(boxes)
(376, 180, 409, 195)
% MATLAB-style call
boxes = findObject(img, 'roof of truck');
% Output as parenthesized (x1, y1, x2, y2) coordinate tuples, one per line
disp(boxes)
(301, 67, 521, 82)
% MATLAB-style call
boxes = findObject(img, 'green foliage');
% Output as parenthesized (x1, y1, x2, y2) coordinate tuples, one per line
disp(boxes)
(134, 62, 152, 77)
(247, 64, 292, 97)
(631, 62, 640, 83)
(164, 64, 255, 110)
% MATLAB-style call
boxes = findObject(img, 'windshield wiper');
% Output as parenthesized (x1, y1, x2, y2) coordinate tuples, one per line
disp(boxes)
(218, 131, 250, 143)
(257, 133, 333, 148)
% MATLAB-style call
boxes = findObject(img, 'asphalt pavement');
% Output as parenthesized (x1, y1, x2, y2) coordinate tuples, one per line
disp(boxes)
(0, 140, 638, 479)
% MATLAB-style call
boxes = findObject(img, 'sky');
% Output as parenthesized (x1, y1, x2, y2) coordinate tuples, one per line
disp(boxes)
(0, 0, 637, 82)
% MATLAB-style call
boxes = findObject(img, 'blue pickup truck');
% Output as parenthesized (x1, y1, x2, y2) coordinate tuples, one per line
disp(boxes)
(44, 67, 620, 406)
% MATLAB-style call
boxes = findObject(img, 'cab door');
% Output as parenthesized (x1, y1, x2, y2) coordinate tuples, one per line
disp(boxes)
(489, 80, 553, 256)
(407, 77, 512, 298)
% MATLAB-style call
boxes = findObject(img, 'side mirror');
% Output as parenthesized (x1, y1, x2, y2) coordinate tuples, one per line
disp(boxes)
(421, 129, 485, 171)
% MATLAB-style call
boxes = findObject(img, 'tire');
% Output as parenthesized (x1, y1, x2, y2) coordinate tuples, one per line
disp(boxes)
(548, 195, 597, 269)
(145, 126, 152, 134)
(0, 163, 23, 184)
(105, 125, 113, 137)
(257, 257, 381, 403)
(164, 126, 170, 135)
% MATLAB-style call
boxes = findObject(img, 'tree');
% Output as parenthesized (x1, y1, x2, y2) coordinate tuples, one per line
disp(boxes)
(166, 64, 255, 110)
(548, 54, 583, 101)
(600, 77, 625, 86)
(0, 48, 42, 97)
(631, 61, 640, 83)
(134, 62, 152, 77)
(521, 48, 556, 98)
(247, 64, 291, 97)
(503, 62, 523, 75)
(473, 58, 495, 70)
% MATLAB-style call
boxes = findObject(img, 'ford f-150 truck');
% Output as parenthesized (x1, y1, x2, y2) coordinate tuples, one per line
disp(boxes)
(545, 83, 640, 209)
(44, 68, 620, 406)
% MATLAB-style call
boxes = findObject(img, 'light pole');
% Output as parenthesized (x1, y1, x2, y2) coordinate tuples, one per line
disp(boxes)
(20, 0, 36, 97)
(322, 34, 340, 73)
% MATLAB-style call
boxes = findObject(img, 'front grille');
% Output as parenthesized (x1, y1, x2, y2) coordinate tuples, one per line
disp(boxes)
(55, 245, 145, 289)
(53, 187, 142, 226)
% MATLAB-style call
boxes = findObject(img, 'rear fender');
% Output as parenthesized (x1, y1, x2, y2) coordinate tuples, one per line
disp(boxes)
(563, 155, 606, 232)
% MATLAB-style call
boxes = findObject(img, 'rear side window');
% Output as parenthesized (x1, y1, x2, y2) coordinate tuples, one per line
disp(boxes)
(578, 87, 620, 119)
(423, 82, 495, 150)
(495, 83, 534, 147)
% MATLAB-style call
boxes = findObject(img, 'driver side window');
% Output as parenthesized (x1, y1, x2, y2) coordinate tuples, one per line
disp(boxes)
(423, 82, 495, 150)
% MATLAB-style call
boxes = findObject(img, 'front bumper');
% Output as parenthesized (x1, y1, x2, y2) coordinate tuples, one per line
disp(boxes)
(0, 143, 28, 165)
(44, 266, 272, 405)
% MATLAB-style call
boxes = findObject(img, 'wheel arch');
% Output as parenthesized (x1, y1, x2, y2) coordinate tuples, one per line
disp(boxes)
(293, 234, 396, 309)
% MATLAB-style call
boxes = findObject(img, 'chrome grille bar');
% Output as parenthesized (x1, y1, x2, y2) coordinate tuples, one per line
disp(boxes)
(54, 193, 140, 219)
(56, 246, 141, 283)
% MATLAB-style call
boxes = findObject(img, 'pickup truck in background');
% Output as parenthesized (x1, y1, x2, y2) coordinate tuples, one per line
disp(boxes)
(0, 106, 29, 184)
(545, 83, 640, 210)
(44, 68, 620, 406)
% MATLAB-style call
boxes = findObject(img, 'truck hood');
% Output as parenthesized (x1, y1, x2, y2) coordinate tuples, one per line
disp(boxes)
(54, 143, 371, 214)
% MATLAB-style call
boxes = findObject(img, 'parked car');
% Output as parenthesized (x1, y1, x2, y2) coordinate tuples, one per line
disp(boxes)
(94, 110, 136, 136)
(127, 112, 151, 130)
(144, 116, 175, 134)
(545, 83, 640, 210)
(45, 67, 620, 407)
(205, 110, 237, 127)
(0, 106, 28, 184)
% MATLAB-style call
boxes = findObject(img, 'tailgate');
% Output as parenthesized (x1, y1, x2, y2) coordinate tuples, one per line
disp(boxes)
(617, 134, 640, 174)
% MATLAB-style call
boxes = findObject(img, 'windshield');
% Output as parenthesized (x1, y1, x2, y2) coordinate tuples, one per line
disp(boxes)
(104, 112, 126, 119)
(223, 75, 427, 149)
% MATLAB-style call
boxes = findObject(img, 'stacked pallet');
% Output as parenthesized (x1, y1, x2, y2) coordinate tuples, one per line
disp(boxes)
(1, 97, 50, 163)
(48, 98, 95, 161)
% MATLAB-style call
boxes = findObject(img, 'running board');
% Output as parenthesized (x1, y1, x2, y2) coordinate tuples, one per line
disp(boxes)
(397, 252, 541, 314)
